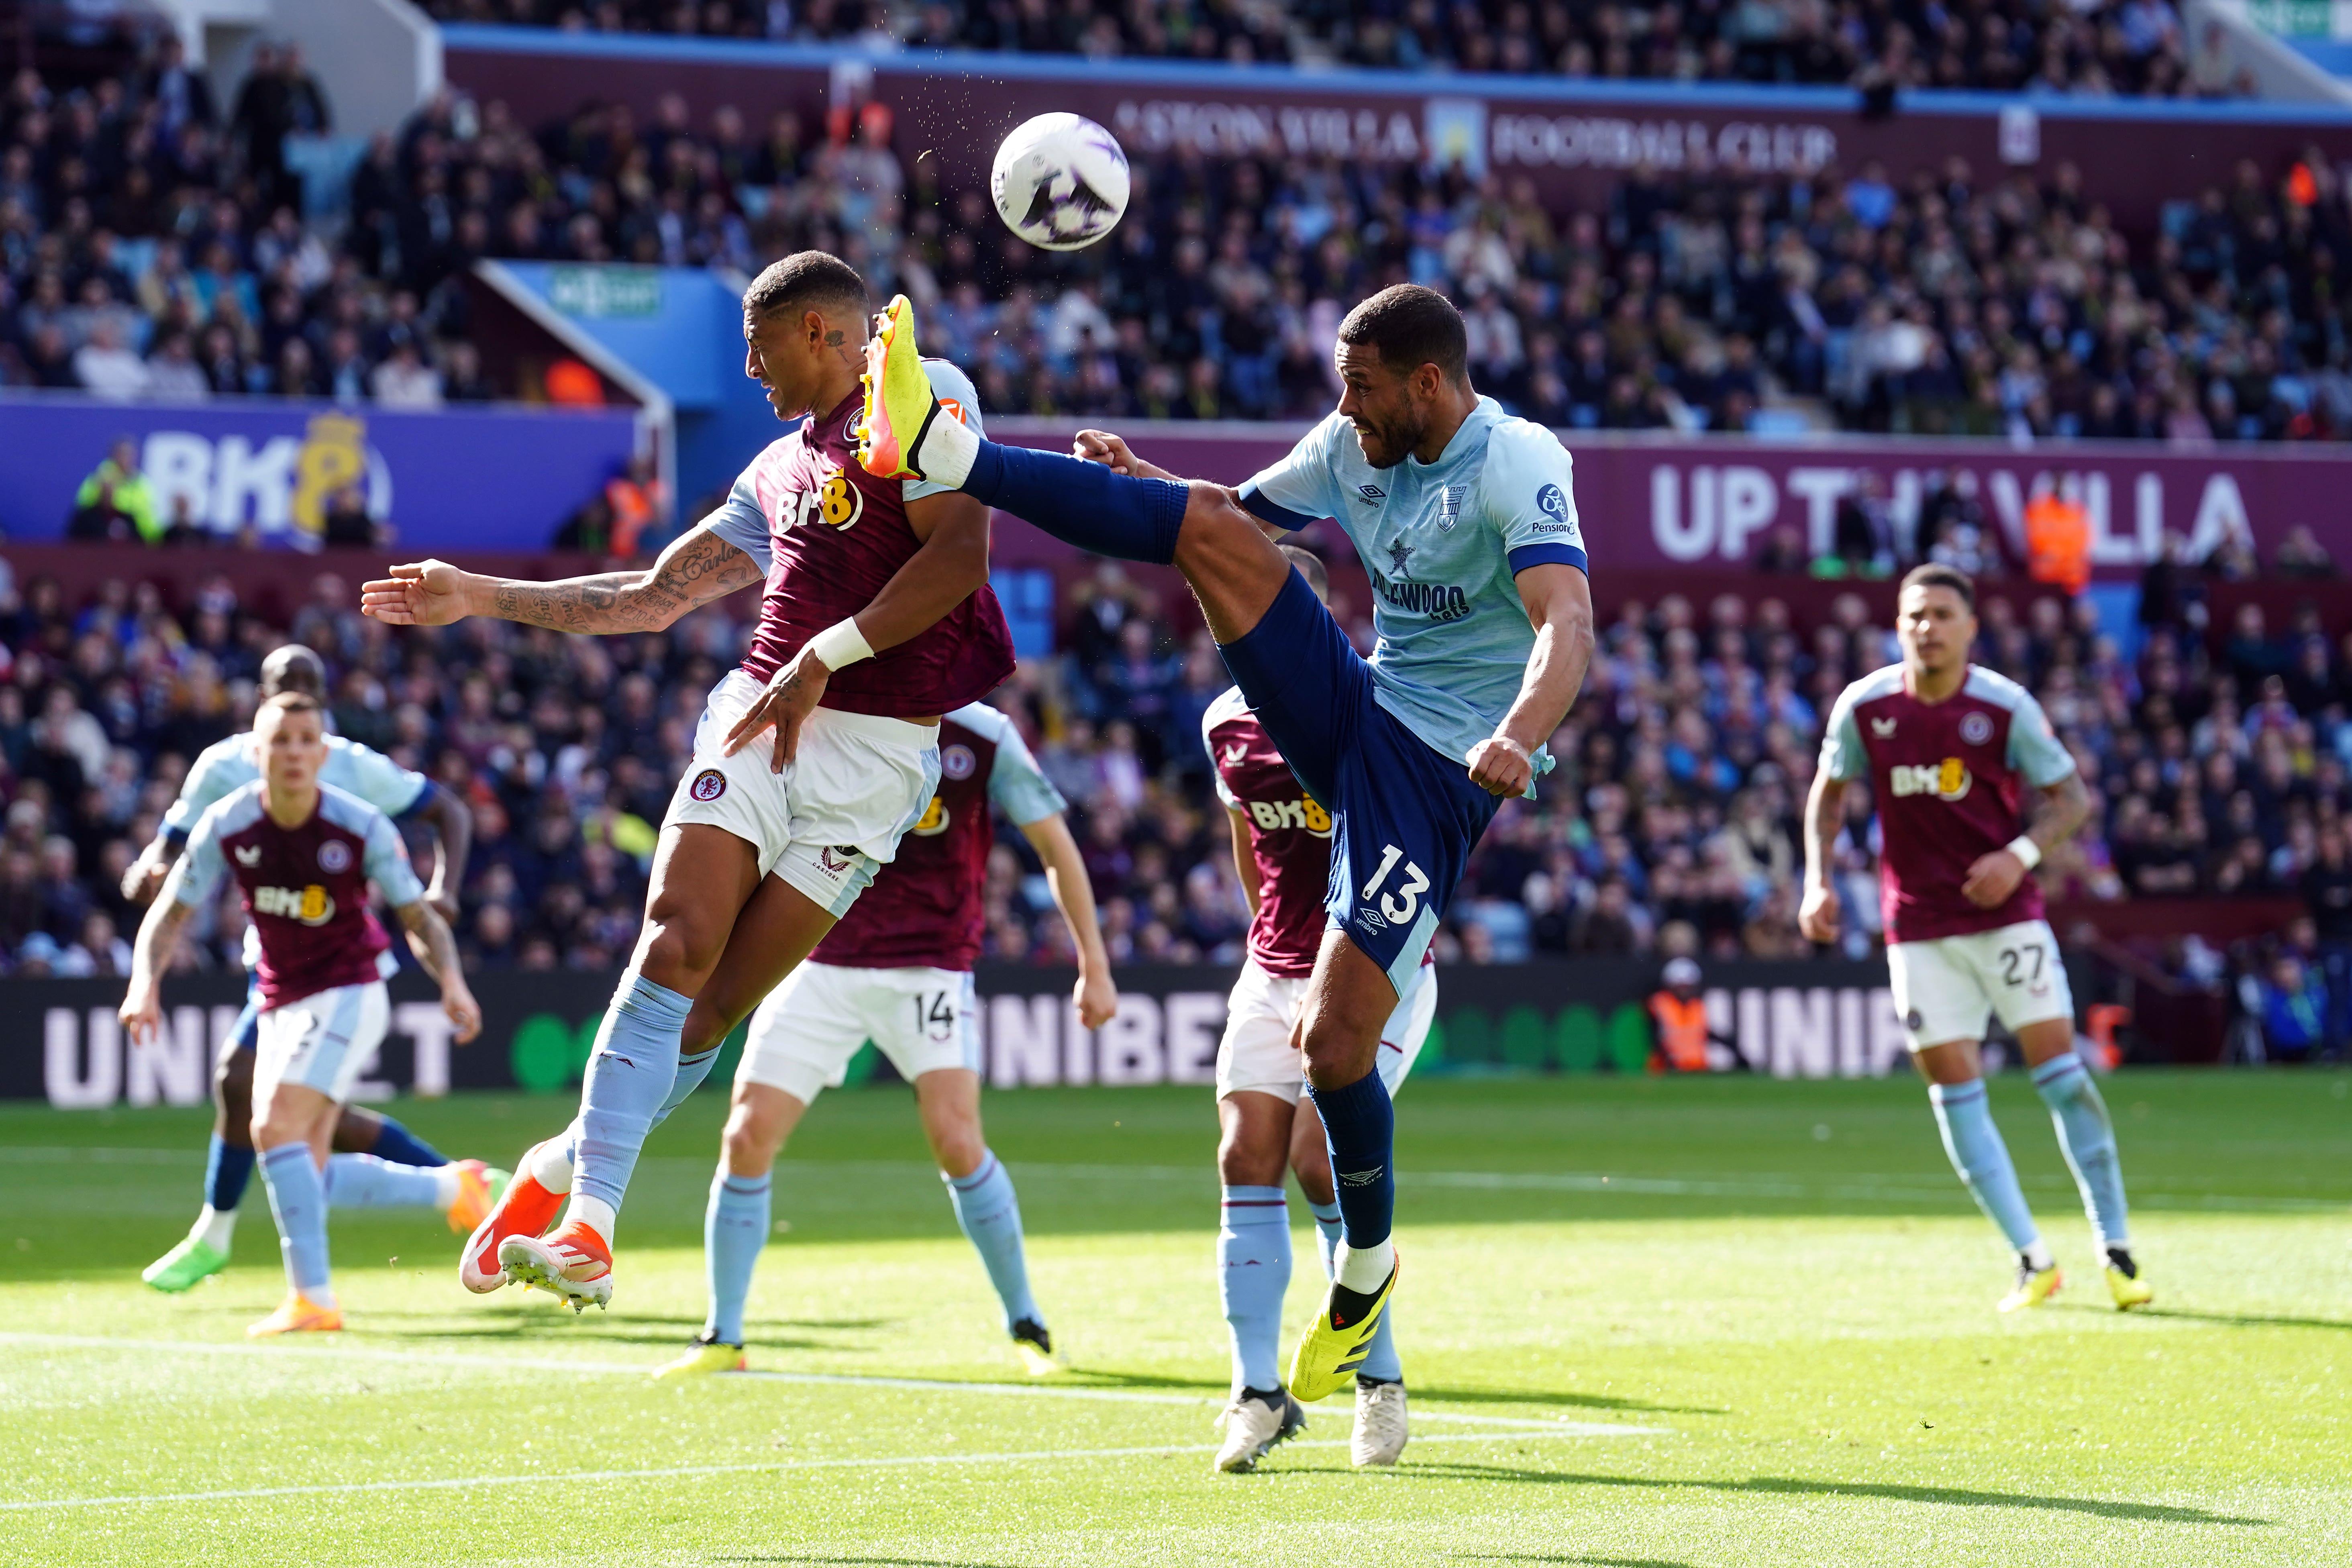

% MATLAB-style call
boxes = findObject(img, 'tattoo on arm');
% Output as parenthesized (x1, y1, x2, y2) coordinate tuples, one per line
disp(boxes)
(2028, 773, 2092, 850)
(1804, 775, 1847, 884)
(398, 901, 462, 985)
(488, 528, 761, 633)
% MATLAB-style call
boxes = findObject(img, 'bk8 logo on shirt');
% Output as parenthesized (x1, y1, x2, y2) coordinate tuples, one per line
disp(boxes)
(254, 884, 336, 924)
(787, 467, 865, 532)
(910, 795, 952, 836)
(1888, 757, 1973, 801)
(1245, 796, 1332, 836)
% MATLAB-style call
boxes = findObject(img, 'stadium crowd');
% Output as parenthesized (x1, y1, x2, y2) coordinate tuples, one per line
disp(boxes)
(2, 518, 2348, 989)
(4, 46, 2344, 448)
(417, 0, 2233, 99)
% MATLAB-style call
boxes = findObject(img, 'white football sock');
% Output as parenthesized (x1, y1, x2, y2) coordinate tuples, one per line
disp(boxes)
(528, 1136, 575, 1193)
(1334, 1238, 1395, 1295)
(2022, 1240, 2054, 1272)
(192, 1204, 236, 1253)
(433, 1166, 461, 1211)
(567, 1194, 617, 1242)
(913, 404, 978, 488)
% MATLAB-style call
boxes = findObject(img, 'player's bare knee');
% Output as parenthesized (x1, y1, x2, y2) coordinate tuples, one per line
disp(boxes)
(722, 1111, 782, 1177)
(1216, 1098, 1290, 1187)
(926, 1114, 987, 1180)
(328, 1106, 383, 1155)
(636, 915, 725, 993)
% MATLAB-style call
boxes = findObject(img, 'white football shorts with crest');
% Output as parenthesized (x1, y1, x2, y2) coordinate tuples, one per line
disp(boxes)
(666, 670, 942, 918)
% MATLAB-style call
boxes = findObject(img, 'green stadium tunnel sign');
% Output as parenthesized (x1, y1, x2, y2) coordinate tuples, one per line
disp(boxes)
(547, 267, 661, 318)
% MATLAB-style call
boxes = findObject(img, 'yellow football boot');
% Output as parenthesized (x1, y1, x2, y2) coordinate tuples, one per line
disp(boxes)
(1997, 1259, 2062, 1313)
(853, 294, 943, 481)
(2105, 1248, 2154, 1311)
(1287, 1252, 1399, 1402)
(652, 1333, 745, 1379)
(1011, 1317, 1060, 1376)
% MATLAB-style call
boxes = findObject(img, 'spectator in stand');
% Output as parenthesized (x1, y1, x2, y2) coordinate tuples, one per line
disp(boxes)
(67, 439, 158, 544)
(2275, 525, 2338, 580)
(2255, 950, 2328, 1061)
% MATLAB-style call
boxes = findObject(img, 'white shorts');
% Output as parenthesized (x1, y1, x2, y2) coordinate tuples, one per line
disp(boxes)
(1214, 958, 1436, 1103)
(737, 961, 979, 1105)
(253, 981, 390, 1102)
(667, 670, 942, 918)
(1888, 918, 2074, 1051)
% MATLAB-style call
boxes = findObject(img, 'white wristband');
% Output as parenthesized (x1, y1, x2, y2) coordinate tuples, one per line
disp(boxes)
(2004, 834, 2043, 871)
(806, 619, 874, 672)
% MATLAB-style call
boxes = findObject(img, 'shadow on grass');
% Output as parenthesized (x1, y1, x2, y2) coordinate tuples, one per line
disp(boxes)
(2134, 1306, 2352, 1333)
(713, 1558, 1024, 1568)
(1053, 1366, 1720, 1416)
(1393, 1463, 2268, 1525)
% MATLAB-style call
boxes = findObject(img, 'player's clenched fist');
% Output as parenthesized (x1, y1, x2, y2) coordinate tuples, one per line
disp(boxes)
(361, 560, 480, 626)
(1464, 734, 1534, 797)
(1072, 429, 1138, 473)
(1797, 882, 1840, 944)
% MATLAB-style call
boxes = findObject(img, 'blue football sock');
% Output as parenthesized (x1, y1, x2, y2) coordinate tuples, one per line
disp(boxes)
(944, 1151, 1039, 1330)
(368, 1118, 447, 1169)
(204, 1134, 256, 1213)
(1308, 1068, 1396, 1252)
(961, 440, 1187, 565)
(323, 1153, 444, 1209)
(1310, 1196, 1401, 1382)
(571, 970, 694, 1223)
(1930, 1080, 2042, 1254)
(1219, 1185, 1291, 1395)
(704, 1169, 771, 1347)
(258, 1144, 332, 1300)
(652, 1046, 721, 1130)
(2032, 1052, 2130, 1248)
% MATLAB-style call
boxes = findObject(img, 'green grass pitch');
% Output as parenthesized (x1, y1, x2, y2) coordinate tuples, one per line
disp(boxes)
(3, 1070, 2350, 1565)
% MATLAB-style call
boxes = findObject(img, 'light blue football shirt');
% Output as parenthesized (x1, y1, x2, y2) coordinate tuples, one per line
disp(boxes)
(1238, 398, 1587, 777)
(163, 731, 430, 840)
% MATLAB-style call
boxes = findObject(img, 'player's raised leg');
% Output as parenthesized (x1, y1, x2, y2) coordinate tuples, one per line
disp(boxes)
(2019, 1020, 2150, 1308)
(856, 294, 1293, 645)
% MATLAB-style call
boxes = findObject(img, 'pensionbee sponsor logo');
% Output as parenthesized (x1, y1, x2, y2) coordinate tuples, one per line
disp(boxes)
(1245, 796, 1333, 837)
(1887, 758, 1973, 802)
(1370, 571, 1472, 622)
(253, 884, 337, 925)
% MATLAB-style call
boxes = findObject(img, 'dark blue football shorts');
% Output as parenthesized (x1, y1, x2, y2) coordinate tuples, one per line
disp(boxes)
(1218, 567, 1501, 994)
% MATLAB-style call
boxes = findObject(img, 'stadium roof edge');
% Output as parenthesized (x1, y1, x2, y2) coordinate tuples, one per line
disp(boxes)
(436, 23, 2352, 128)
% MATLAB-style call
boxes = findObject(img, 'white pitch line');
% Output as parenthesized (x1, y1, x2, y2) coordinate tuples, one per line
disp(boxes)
(0, 1426, 1662, 1513)
(0, 1332, 1628, 1429)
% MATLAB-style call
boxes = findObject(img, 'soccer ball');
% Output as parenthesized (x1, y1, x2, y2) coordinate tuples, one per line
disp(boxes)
(990, 113, 1130, 253)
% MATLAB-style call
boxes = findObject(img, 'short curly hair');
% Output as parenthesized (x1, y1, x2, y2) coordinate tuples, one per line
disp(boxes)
(743, 251, 867, 323)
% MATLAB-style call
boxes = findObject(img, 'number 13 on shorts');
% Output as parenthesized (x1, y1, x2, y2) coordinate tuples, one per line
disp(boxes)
(1361, 844, 1430, 926)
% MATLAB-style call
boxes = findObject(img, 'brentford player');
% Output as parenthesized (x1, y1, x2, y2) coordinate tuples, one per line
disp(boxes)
(1202, 549, 1434, 1473)
(118, 693, 482, 1338)
(651, 700, 1115, 1380)
(1801, 565, 2151, 1313)
(361, 253, 1014, 1311)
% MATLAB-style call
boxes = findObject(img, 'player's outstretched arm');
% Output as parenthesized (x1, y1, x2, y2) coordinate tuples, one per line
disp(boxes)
(1019, 812, 1118, 1029)
(724, 490, 993, 770)
(359, 520, 763, 635)
(395, 900, 483, 1043)
(1468, 562, 1595, 797)
(1799, 769, 1848, 944)
(121, 832, 179, 905)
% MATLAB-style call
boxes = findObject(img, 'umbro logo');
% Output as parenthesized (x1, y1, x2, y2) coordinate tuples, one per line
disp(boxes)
(1223, 743, 1247, 764)
(233, 845, 262, 866)
(1355, 483, 1385, 502)
(1338, 1166, 1385, 1187)
(1871, 718, 1897, 737)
